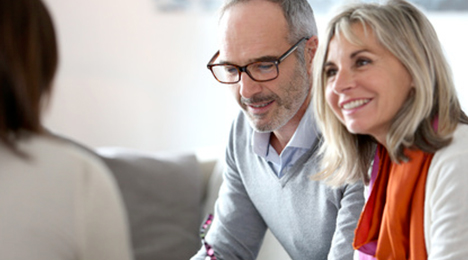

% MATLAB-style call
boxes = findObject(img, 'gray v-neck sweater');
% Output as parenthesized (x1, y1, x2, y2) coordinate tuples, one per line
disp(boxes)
(193, 111, 364, 260)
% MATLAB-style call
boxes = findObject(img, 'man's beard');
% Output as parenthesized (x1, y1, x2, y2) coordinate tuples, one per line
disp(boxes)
(241, 63, 310, 133)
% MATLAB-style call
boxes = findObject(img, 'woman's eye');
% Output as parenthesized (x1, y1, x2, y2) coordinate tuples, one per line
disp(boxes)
(325, 68, 337, 78)
(356, 58, 371, 67)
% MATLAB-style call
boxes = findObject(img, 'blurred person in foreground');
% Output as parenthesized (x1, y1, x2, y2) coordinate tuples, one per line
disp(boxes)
(312, 0, 468, 258)
(191, 0, 365, 259)
(0, 0, 133, 259)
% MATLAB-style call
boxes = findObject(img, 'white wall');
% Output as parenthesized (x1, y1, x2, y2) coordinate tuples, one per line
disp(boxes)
(42, 0, 236, 154)
(429, 12, 468, 109)
(42, 0, 468, 153)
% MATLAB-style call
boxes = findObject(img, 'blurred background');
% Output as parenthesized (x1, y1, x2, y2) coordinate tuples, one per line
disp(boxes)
(42, 0, 468, 154)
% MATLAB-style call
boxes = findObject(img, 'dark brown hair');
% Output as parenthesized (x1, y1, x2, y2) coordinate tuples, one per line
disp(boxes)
(0, 0, 58, 152)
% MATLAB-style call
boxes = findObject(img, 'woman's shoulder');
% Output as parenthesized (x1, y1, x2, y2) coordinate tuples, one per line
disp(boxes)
(431, 123, 468, 171)
(18, 134, 109, 175)
(442, 123, 468, 154)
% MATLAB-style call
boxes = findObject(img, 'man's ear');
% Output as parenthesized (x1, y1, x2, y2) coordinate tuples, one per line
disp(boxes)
(305, 36, 318, 74)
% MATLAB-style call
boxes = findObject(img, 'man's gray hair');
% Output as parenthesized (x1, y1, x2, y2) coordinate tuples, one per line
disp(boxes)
(219, 0, 318, 43)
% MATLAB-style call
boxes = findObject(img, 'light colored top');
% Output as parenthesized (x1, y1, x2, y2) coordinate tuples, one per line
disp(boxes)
(252, 104, 317, 177)
(0, 134, 133, 260)
(424, 123, 468, 259)
(191, 109, 365, 260)
(357, 123, 468, 260)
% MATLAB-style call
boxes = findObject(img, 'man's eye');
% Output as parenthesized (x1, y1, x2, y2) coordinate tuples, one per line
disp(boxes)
(224, 66, 238, 74)
(258, 63, 274, 70)
(251, 62, 275, 72)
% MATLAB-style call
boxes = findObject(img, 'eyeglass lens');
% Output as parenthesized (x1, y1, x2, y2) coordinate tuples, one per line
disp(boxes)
(211, 61, 278, 83)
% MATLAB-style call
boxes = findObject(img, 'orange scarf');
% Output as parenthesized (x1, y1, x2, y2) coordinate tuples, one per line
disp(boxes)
(354, 145, 434, 259)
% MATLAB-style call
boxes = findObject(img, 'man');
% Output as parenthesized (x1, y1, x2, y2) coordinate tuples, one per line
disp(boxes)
(192, 0, 364, 259)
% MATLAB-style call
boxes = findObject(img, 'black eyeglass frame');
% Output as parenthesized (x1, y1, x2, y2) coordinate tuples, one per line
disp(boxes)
(206, 37, 310, 84)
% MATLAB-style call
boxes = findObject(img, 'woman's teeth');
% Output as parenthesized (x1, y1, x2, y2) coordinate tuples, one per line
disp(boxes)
(342, 99, 370, 109)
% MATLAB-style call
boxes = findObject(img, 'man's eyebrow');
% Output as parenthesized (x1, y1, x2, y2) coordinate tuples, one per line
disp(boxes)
(218, 55, 278, 65)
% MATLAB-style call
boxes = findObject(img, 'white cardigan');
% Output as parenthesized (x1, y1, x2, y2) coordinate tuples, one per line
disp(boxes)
(355, 124, 468, 260)
(425, 123, 468, 259)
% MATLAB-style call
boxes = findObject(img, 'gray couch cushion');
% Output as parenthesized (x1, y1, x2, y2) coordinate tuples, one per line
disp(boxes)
(96, 147, 203, 260)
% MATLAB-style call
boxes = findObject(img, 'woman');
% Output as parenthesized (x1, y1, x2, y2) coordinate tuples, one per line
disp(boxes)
(0, 0, 133, 259)
(312, 0, 468, 259)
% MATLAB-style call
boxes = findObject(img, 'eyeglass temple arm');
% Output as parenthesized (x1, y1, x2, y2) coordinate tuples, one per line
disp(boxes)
(207, 51, 220, 68)
(278, 37, 310, 63)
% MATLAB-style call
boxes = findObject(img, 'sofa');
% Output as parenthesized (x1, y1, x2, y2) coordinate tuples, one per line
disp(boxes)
(95, 146, 292, 260)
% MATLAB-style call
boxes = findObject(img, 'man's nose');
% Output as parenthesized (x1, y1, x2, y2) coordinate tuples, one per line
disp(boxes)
(238, 71, 262, 98)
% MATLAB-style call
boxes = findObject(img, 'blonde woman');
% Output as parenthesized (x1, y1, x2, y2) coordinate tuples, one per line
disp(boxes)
(312, 0, 468, 259)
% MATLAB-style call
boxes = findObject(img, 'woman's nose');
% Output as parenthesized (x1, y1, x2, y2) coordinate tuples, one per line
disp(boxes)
(330, 68, 355, 94)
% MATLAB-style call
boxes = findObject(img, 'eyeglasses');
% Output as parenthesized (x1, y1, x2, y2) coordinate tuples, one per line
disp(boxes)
(200, 214, 217, 260)
(207, 37, 309, 84)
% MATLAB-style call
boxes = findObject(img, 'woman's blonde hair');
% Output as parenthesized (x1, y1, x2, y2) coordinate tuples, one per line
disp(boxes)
(312, 0, 468, 186)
